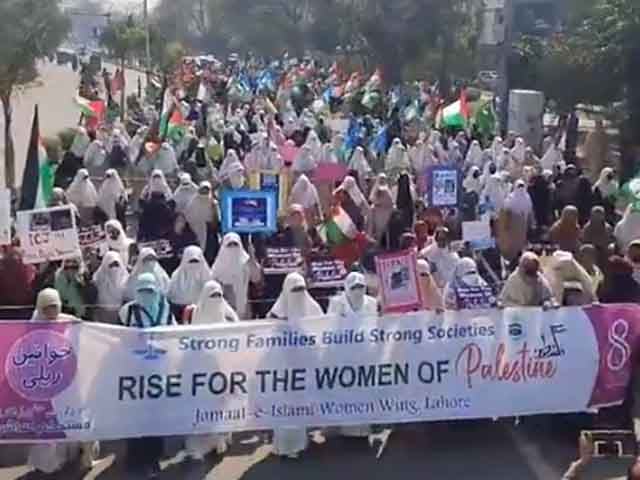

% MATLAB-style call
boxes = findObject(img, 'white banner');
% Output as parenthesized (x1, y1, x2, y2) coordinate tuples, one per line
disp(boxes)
(1, 306, 639, 443)
(16, 206, 81, 264)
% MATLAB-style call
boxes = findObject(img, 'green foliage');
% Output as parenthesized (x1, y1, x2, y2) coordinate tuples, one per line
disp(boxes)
(0, 0, 70, 96)
(100, 16, 146, 62)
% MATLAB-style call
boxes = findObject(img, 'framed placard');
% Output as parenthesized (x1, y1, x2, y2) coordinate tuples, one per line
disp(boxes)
(263, 246, 303, 275)
(16, 206, 81, 264)
(425, 166, 462, 208)
(374, 249, 422, 314)
(138, 239, 174, 259)
(78, 225, 108, 259)
(308, 256, 348, 289)
(220, 189, 278, 234)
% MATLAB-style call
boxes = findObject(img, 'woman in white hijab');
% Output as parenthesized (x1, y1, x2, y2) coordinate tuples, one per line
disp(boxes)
(491, 136, 504, 164)
(97, 169, 127, 220)
(289, 174, 323, 225)
(172, 172, 199, 215)
(348, 146, 372, 181)
(185, 181, 219, 252)
(303, 130, 323, 162)
(211, 233, 262, 319)
(28, 289, 97, 474)
(182, 281, 236, 459)
(327, 272, 377, 438)
(83, 139, 107, 177)
(66, 168, 98, 225)
(443, 258, 495, 310)
(540, 141, 564, 171)
(615, 206, 640, 254)
(152, 142, 179, 176)
(409, 139, 430, 173)
(168, 246, 212, 315)
(105, 219, 134, 267)
(70, 127, 91, 160)
(504, 179, 534, 220)
(92, 251, 129, 324)
(385, 138, 411, 172)
(463, 166, 483, 195)
(141, 169, 173, 201)
(293, 144, 317, 173)
(465, 140, 483, 169)
(124, 247, 170, 301)
(268, 272, 324, 458)
(218, 149, 243, 181)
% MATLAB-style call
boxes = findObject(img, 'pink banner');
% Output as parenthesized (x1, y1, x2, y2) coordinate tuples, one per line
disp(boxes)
(375, 250, 423, 313)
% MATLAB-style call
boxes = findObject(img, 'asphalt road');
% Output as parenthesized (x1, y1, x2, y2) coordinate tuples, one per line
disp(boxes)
(0, 417, 632, 479)
(0, 61, 141, 188)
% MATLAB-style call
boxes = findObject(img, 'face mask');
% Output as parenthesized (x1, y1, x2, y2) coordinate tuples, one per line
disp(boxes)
(108, 230, 120, 240)
(347, 287, 366, 311)
(137, 291, 156, 306)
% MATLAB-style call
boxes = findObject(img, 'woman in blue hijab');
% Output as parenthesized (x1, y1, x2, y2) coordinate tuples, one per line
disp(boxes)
(118, 273, 174, 476)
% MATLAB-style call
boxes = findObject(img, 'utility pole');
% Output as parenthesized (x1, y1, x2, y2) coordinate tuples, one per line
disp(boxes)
(143, 0, 151, 90)
(497, 0, 514, 136)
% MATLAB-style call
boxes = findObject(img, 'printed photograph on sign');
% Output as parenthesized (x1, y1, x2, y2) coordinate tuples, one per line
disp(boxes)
(17, 206, 81, 264)
(375, 250, 422, 313)
(221, 190, 277, 234)
(426, 166, 461, 208)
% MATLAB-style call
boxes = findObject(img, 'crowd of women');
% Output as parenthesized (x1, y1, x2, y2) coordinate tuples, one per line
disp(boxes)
(1, 58, 640, 477)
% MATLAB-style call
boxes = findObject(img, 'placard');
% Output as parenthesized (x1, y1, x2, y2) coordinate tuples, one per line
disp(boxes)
(138, 239, 174, 259)
(0, 189, 10, 246)
(426, 166, 461, 208)
(16, 206, 81, 264)
(375, 249, 422, 313)
(78, 225, 107, 259)
(313, 163, 348, 183)
(462, 220, 495, 250)
(263, 247, 303, 275)
(0, 306, 638, 442)
(220, 189, 278, 234)
(308, 256, 348, 288)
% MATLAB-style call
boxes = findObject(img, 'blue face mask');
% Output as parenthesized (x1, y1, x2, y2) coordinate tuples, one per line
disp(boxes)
(136, 288, 160, 321)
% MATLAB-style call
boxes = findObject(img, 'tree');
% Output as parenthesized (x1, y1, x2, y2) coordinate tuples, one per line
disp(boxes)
(101, 16, 146, 119)
(0, 0, 69, 189)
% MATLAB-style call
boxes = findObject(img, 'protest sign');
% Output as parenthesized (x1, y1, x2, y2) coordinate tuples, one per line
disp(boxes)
(78, 225, 107, 259)
(425, 166, 461, 208)
(263, 247, 304, 275)
(308, 256, 348, 288)
(0, 189, 10, 246)
(220, 189, 277, 234)
(0, 305, 638, 442)
(313, 163, 348, 184)
(462, 220, 495, 250)
(138, 239, 174, 259)
(16, 206, 81, 264)
(375, 250, 422, 313)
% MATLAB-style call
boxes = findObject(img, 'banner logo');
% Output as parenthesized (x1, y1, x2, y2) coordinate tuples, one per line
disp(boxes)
(607, 319, 631, 372)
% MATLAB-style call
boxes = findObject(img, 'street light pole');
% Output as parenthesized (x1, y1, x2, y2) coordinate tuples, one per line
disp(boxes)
(143, 0, 151, 89)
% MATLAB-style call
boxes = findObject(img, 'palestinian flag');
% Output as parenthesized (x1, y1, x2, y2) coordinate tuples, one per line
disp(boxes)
(75, 96, 105, 132)
(19, 106, 54, 210)
(319, 206, 358, 246)
(159, 90, 186, 142)
(473, 101, 497, 138)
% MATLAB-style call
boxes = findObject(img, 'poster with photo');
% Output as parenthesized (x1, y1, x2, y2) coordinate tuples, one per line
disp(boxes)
(375, 250, 422, 313)
(220, 189, 277, 234)
(426, 166, 461, 208)
(462, 220, 495, 250)
(78, 225, 108, 259)
(16, 206, 81, 264)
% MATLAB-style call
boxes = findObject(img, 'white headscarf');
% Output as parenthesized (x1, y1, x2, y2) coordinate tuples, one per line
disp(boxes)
(97, 169, 127, 219)
(185, 182, 215, 250)
(172, 172, 199, 214)
(328, 272, 378, 319)
(348, 147, 372, 180)
(191, 280, 239, 325)
(105, 219, 133, 266)
(465, 140, 483, 168)
(386, 138, 411, 171)
(304, 130, 323, 162)
(168, 246, 212, 306)
(70, 127, 91, 158)
(83, 139, 106, 172)
(92, 251, 129, 309)
(141, 169, 172, 200)
(293, 145, 317, 172)
(463, 166, 483, 194)
(482, 173, 507, 212)
(510, 137, 526, 164)
(154, 142, 178, 174)
(491, 137, 504, 163)
(289, 174, 321, 210)
(615, 206, 640, 253)
(125, 247, 170, 301)
(504, 180, 533, 218)
(66, 168, 98, 208)
(594, 167, 619, 199)
(409, 140, 429, 172)
(219, 149, 243, 180)
(540, 142, 564, 171)
(211, 233, 251, 318)
(339, 176, 368, 207)
(31, 288, 63, 322)
(269, 272, 324, 321)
